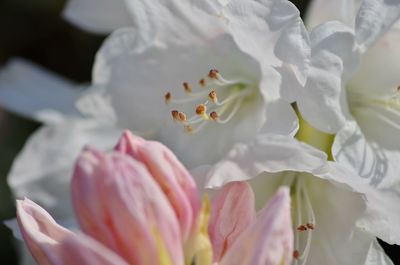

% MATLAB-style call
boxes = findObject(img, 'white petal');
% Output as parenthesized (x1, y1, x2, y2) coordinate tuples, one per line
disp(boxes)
(120, 0, 224, 48)
(332, 120, 400, 189)
(347, 27, 400, 98)
(364, 240, 394, 265)
(296, 22, 357, 133)
(8, 119, 121, 219)
(258, 99, 299, 137)
(304, 174, 392, 265)
(62, 0, 132, 34)
(306, 0, 361, 28)
(94, 28, 274, 167)
(205, 134, 327, 188)
(0, 58, 82, 123)
(222, 0, 310, 95)
(355, 0, 400, 51)
(316, 161, 400, 245)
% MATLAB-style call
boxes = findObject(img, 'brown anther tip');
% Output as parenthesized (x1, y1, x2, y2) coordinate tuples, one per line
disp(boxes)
(178, 111, 187, 122)
(397, 85, 400, 92)
(165, 92, 171, 103)
(208, 69, 219, 79)
(171, 110, 179, 120)
(196, 104, 207, 115)
(184, 125, 193, 134)
(209, 90, 218, 103)
(210, 111, 218, 121)
(183, 82, 192, 93)
(297, 225, 308, 232)
(306, 223, 315, 230)
(293, 250, 300, 260)
(199, 78, 206, 87)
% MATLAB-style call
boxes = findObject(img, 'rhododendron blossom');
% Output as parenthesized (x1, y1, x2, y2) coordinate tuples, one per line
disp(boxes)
(16, 131, 294, 265)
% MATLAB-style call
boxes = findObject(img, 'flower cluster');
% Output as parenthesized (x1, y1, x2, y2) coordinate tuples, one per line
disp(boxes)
(17, 132, 293, 265)
(2, 0, 400, 265)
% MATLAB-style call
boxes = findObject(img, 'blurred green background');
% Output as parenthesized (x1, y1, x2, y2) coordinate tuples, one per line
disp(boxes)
(0, 0, 398, 264)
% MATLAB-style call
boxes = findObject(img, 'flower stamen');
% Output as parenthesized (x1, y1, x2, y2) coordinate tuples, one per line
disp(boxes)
(293, 178, 316, 265)
(165, 69, 253, 134)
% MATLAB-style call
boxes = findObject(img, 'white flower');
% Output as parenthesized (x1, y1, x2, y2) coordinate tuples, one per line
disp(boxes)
(284, 0, 400, 189)
(78, 0, 310, 167)
(0, 0, 308, 258)
(204, 134, 400, 265)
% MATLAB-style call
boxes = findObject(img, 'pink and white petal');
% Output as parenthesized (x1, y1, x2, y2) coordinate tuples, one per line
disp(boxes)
(62, 0, 132, 34)
(16, 198, 73, 265)
(208, 182, 256, 262)
(71, 148, 183, 265)
(56, 233, 129, 265)
(0, 58, 82, 123)
(115, 131, 200, 239)
(355, 0, 400, 51)
(219, 187, 293, 265)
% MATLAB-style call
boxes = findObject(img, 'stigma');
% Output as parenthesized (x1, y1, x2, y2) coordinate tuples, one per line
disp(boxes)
(164, 69, 254, 134)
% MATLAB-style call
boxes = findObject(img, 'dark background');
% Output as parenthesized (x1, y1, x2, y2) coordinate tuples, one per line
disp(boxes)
(0, 0, 398, 264)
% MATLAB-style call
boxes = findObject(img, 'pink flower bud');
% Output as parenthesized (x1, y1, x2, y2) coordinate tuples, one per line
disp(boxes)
(114, 131, 201, 240)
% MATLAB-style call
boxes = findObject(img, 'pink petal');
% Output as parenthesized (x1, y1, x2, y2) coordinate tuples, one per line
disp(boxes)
(16, 198, 73, 265)
(114, 131, 201, 240)
(57, 233, 129, 265)
(17, 198, 129, 265)
(208, 182, 256, 262)
(220, 187, 294, 265)
(71, 147, 184, 265)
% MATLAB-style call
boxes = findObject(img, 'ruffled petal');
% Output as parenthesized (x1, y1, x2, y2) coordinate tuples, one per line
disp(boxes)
(0, 59, 82, 123)
(205, 134, 327, 188)
(355, 0, 400, 51)
(332, 120, 400, 189)
(62, 0, 132, 34)
(295, 21, 357, 133)
(306, 0, 361, 28)
(222, 0, 310, 94)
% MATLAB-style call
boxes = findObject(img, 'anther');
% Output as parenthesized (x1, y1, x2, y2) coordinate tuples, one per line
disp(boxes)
(196, 104, 207, 115)
(209, 90, 218, 103)
(199, 78, 206, 87)
(210, 111, 218, 121)
(306, 223, 315, 230)
(293, 250, 300, 260)
(178, 111, 187, 122)
(208, 69, 219, 79)
(297, 225, 308, 232)
(171, 110, 187, 122)
(183, 82, 192, 93)
(397, 85, 400, 92)
(165, 92, 172, 103)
